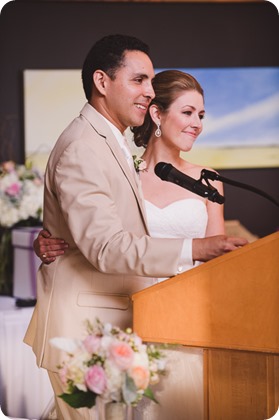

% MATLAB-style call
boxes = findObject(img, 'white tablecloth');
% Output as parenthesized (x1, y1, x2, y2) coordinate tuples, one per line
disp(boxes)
(0, 297, 53, 419)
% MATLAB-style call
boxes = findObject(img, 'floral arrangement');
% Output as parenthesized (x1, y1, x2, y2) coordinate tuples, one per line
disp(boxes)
(132, 155, 147, 173)
(50, 318, 167, 409)
(0, 160, 44, 294)
(0, 160, 44, 228)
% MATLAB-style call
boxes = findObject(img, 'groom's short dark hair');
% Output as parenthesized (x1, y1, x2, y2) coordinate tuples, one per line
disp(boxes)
(82, 34, 150, 100)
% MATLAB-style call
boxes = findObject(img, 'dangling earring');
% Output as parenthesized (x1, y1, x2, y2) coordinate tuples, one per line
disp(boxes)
(155, 123, 161, 138)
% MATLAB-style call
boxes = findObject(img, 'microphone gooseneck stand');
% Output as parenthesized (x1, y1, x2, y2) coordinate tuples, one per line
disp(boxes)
(154, 162, 225, 204)
(200, 169, 279, 209)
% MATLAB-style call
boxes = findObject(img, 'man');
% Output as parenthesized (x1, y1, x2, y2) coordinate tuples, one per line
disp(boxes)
(24, 34, 247, 419)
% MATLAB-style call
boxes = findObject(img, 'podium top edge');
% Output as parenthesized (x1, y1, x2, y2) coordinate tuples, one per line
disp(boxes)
(132, 231, 279, 301)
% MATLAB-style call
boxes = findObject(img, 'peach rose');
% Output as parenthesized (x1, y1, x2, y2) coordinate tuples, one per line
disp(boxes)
(2, 161, 15, 173)
(130, 366, 150, 390)
(109, 341, 134, 370)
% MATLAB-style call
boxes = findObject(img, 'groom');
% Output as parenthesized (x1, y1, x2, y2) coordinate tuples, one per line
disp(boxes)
(24, 34, 189, 419)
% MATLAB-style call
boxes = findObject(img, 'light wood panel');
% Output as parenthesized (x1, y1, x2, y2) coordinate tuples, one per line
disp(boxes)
(204, 349, 279, 420)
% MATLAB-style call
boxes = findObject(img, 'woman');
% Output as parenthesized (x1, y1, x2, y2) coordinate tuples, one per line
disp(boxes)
(133, 70, 219, 419)
(34, 70, 246, 419)
(132, 70, 225, 277)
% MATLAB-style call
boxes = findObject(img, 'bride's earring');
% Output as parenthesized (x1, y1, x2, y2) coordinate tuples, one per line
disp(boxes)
(155, 123, 161, 138)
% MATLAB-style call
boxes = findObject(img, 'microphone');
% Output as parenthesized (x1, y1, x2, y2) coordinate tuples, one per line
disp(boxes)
(154, 162, 225, 204)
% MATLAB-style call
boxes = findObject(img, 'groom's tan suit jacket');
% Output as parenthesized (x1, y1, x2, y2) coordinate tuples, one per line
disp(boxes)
(24, 103, 184, 372)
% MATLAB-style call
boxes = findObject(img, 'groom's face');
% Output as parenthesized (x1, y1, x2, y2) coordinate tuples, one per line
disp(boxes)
(104, 50, 155, 133)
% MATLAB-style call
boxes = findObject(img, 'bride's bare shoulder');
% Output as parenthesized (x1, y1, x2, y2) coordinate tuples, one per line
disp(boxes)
(181, 160, 215, 178)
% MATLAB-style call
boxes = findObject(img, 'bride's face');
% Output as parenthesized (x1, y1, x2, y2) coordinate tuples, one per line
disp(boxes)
(160, 90, 205, 153)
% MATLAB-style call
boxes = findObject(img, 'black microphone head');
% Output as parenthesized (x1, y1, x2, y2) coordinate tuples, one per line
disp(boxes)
(154, 162, 173, 181)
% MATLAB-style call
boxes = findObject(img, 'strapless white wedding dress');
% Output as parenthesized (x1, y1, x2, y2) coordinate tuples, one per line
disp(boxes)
(146, 198, 208, 278)
(135, 198, 208, 420)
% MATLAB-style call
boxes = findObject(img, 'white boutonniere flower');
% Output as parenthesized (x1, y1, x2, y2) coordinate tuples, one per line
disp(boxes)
(132, 155, 147, 173)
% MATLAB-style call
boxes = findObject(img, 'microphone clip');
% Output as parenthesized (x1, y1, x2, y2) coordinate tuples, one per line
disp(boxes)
(199, 169, 220, 188)
(197, 171, 225, 204)
(200, 168, 279, 208)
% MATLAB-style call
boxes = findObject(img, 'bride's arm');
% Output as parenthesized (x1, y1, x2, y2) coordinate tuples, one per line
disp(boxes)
(34, 229, 69, 264)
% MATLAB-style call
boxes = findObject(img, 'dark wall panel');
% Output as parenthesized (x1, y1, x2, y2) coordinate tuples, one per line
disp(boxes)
(0, 1, 278, 237)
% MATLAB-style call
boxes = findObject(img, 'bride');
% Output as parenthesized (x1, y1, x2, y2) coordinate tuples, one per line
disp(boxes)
(34, 70, 245, 419)
(132, 70, 221, 420)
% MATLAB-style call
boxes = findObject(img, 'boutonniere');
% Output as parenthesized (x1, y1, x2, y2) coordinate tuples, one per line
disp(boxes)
(132, 155, 147, 173)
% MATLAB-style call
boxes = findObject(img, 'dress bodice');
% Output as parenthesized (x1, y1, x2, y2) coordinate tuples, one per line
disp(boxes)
(145, 198, 208, 240)
(145, 198, 208, 279)
(145, 198, 208, 281)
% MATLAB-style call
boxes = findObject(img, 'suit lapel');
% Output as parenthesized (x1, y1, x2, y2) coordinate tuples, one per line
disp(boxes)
(105, 136, 150, 234)
(80, 103, 150, 234)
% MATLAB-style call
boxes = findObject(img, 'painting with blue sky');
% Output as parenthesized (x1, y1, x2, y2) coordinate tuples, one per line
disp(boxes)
(156, 67, 279, 169)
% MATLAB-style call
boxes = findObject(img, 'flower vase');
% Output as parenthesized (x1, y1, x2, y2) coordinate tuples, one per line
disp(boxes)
(105, 402, 126, 420)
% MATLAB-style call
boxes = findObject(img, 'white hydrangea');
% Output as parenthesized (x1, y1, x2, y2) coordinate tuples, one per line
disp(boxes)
(0, 161, 44, 228)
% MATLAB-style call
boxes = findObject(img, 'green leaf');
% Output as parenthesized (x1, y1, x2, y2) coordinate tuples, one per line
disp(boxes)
(59, 387, 97, 408)
(144, 387, 159, 404)
(122, 375, 138, 404)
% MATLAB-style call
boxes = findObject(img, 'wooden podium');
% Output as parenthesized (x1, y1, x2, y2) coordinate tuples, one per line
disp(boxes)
(132, 232, 279, 420)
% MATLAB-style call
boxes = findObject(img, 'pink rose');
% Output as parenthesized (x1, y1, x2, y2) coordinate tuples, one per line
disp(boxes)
(109, 341, 134, 370)
(85, 365, 107, 395)
(5, 183, 21, 197)
(83, 335, 101, 354)
(129, 366, 150, 390)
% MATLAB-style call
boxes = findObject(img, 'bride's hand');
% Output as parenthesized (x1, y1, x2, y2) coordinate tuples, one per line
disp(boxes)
(192, 235, 248, 262)
(34, 229, 69, 264)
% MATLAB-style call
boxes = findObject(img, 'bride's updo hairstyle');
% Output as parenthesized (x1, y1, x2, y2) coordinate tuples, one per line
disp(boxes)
(132, 70, 204, 148)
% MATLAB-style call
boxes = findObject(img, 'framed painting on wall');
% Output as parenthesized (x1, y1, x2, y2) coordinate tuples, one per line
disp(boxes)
(23, 67, 279, 170)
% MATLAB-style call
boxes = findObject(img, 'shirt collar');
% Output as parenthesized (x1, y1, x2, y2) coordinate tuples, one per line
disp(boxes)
(94, 108, 126, 147)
